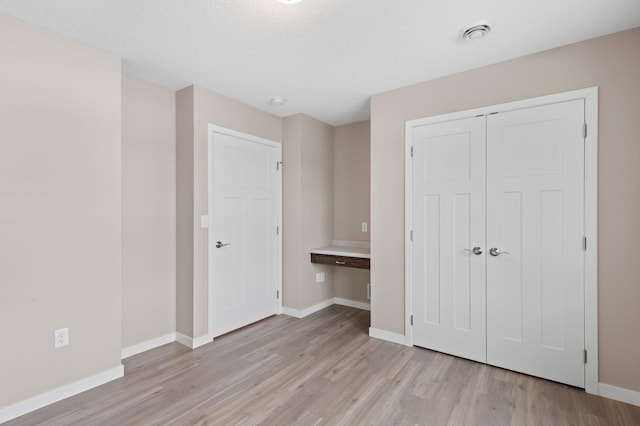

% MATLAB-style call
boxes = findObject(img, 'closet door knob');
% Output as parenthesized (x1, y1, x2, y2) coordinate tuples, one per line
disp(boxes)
(489, 247, 509, 256)
(464, 246, 483, 255)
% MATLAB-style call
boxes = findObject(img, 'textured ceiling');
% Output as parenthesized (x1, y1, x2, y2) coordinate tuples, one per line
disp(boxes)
(1, 0, 639, 125)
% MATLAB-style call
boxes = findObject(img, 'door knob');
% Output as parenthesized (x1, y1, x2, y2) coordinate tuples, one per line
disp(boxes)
(489, 247, 509, 256)
(215, 241, 231, 248)
(464, 246, 483, 255)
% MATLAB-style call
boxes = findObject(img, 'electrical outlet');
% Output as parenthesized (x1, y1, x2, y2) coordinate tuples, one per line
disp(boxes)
(316, 272, 325, 283)
(362, 222, 368, 232)
(54, 328, 69, 348)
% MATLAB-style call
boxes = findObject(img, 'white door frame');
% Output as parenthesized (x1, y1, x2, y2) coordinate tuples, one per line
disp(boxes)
(404, 87, 598, 394)
(207, 124, 283, 340)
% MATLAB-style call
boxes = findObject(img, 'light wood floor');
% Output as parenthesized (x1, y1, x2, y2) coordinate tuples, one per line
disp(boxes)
(8, 305, 640, 425)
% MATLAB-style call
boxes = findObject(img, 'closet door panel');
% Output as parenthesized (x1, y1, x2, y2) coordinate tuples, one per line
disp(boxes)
(486, 100, 585, 387)
(412, 116, 486, 363)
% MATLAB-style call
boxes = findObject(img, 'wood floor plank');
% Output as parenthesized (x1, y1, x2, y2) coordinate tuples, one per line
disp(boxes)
(6, 305, 640, 425)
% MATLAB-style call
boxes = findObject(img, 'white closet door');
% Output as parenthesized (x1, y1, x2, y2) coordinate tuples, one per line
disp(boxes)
(486, 100, 585, 387)
(210, 131, 280, 338)
(412, 116, 487, 363)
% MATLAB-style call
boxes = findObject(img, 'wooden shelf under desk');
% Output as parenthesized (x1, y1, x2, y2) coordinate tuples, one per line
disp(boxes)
(309, 244, 371, 270)
(310, 253, 370, 269)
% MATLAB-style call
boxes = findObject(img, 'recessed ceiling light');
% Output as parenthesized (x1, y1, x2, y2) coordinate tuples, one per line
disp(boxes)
(462, 23, 492, 41)
(278, 0, 303, 4)
(270, 97, 286, 106)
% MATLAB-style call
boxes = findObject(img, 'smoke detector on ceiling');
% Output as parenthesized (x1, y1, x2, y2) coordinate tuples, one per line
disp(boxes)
(462, 22, 492, 41)
(278, 0, 303, 4)
(270, 97, 286, 106)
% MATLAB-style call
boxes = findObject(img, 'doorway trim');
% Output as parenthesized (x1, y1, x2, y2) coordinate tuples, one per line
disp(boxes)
(404, 87, 598, 394)
(207, 124, 283, 340)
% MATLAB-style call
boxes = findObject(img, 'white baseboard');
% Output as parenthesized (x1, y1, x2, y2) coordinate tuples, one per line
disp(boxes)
(334, 297, 371, 311)
(369, 327, 408, 346)
(283, 297, 371, 319)
(281, 306, 304, 318)
(121, 332, 176, 359)
(0, 364, 124, 424)
(176, 332, 193, 347)
(282, 299, 335, 319)
(599, 383, 640, 407)
(176, 332, 213, 349)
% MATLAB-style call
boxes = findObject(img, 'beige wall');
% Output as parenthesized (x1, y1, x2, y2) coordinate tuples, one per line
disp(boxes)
(282, 114, 335, 310)
(333, 268, 370, 304)
(333, 121, 371, 304)
(176, 85, 282, 338)
(121, 76, 176, 348)
(333, 121, 371, 243)
(282, 115, 304, 309)
(0, 13, 122, 407)
(370, 28, 640, 392)
(176, 86, 195, 337)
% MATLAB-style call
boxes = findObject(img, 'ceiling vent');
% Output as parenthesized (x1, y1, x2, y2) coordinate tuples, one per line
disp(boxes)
(462, 23, 491, 41)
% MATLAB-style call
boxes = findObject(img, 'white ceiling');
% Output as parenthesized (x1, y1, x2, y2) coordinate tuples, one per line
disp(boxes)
(1, 1, 639, 126)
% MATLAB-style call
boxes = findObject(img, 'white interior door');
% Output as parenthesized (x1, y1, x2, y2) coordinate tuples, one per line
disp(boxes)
(411, 116, 487, 363)
(486, 100, 585, 387)
(210, 130, 281, 338)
